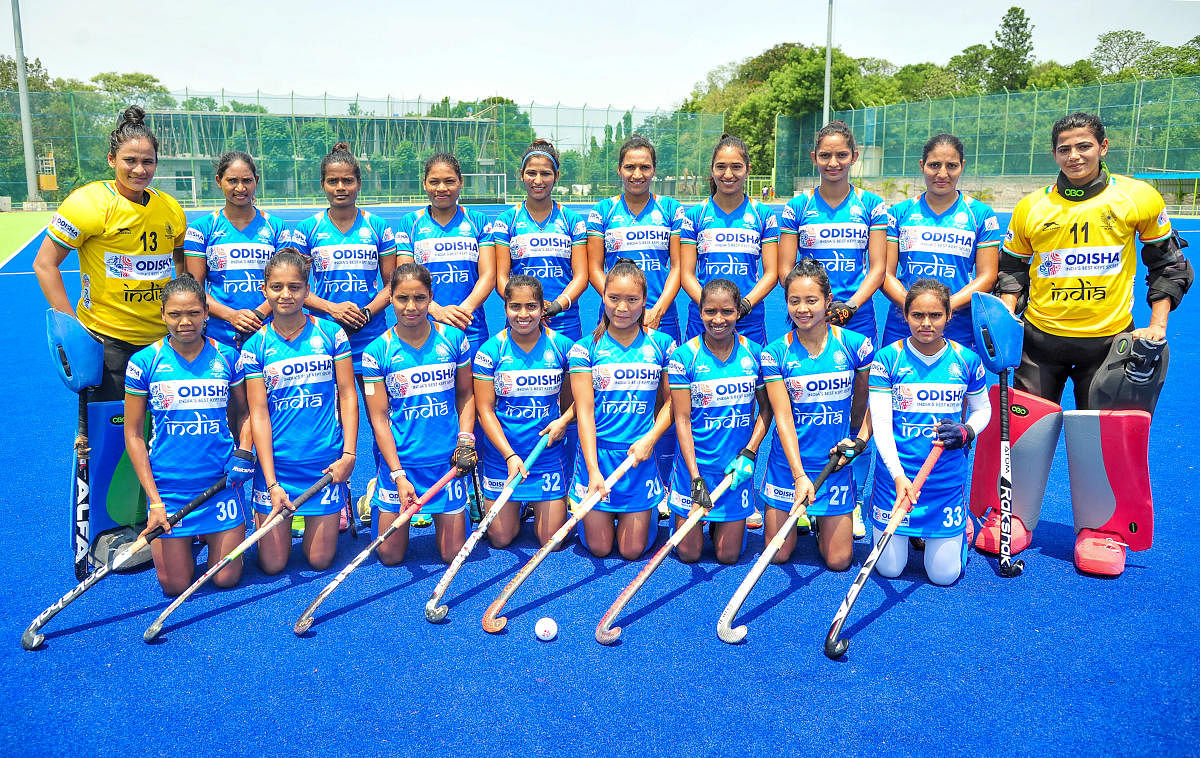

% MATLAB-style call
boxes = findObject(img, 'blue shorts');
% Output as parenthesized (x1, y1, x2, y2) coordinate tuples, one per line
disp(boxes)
(570, 445, 664, 514)
(374, 461, 468, 515)
(760, 448, 855, 517)
(157, 480, 246, 539)
(252, 456, 345, 517)
(869, 475, 968, 539)
(667, 461, 754, 522)
(479, 448, 568, 502)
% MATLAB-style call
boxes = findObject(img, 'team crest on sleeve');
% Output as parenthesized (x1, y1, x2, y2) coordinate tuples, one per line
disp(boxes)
(126, 362, 143, 381)
(50, 214, 80, 239)
(858, 340, 873, 360)
(1158, 209, 1170, 226)
(362, 352, 379, 370)
(573, 220, 586, 236)
(782, 206, 796, 222)
(587, 209, 602, 224)
(985, 217, 1000, 231)
(492, 219, 508, 234)
(474, 351, 494, 369)
(185, 227, 205, 245)
(760, 352, 777, 367)
(975, 364, 986, 380)
(568, 344, 589, 361)
(667, 358, 684, 374)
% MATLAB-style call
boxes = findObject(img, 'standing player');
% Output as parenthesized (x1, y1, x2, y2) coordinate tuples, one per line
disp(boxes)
(778, 121, 889, 539)
(586, 135, 685, 343)
(395, 153, 495, 356)
(882, 134, 1002, 350)
(289, 142, 396, 375)
(34, 105, 187, 450)
(760, 259, 874, 570)
(492, 139, 589, 341)
(124, 276, 255, 595)
(868, 279, 989, 585)
(184, 150, 289, 348)
(569, 260, 676, 559)
(680, 134, 779, 347)
(586, 135, 686, 488)
(361, 263, 474, 564)
(473, 275, 576, 547)
(990, 112, 1193, 574)
(668, 279, 771, 564)
(240, 250, 359, 573)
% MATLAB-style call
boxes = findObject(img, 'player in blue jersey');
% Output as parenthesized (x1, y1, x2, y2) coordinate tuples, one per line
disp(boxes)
(473, 275, 576, 547)
(362, 263, 474, 563)
(124, 276, 255, 595)
(586, 135, 685, 343)
(492, 139, 589, 341)
(184, 151, 289, 348)
(569, 259, 676, 559)
(761, 259, 874, 570)
(668, 278, 771, 564)
(395, 153, 495, 356)
(882, 134, 1002, 350)
(778, 122, 889, 539)
(681, 134, 779, 347)
(289, 142, 397, 373)
(778, 121, 887, 339)
(868, 279, 990, 585)
(240, 250, 359, 573)
(586, 135, 687, 493)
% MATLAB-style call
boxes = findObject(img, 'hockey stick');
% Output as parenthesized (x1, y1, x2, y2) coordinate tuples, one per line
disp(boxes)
(716, 453, 841, 644)
(143, 473, 333, 642)
(22, 474, 232, 651)
(294, 466, 458, 634)
(596, 474, 733, 645)
(996, 366, 1024, 577)
(482, 453, 637, 634)
(73, 394, 90, 581)
(824, 443, 943, 659)
(425, 437, 549, 623)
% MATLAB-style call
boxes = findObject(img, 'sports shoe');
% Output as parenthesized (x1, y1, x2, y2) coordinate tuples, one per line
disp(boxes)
(1074, 528, 1127, 576)
(852, 502, 866, 540)
(657, 499, 671, 521)
(795, 512, 811, 535)
(973, 510, 1032, 556)
(291, 513, 305, 538)
(357, 477, 377, 526)
(411, 513, 432, 528)
(747, 508, 763, 530)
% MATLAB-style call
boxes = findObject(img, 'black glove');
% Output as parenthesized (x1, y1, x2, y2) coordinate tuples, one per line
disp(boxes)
(831, 437, 868, 471)
(544, 299, 564, 318)
(737, 298, 753, 318)
(1126, 337, 1166, 384)
(935, 419, 975, 450)
(690, 476, 713, 511)
(450, 433, 477, 476)
(827, 300, 858, 326)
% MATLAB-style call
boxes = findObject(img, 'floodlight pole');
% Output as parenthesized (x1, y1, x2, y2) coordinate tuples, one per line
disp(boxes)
(820, 0, 830, 127)
(11, 0, 39, 202)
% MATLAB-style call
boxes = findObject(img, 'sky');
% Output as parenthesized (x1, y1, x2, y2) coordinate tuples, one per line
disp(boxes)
(6, 0, 1200, 110)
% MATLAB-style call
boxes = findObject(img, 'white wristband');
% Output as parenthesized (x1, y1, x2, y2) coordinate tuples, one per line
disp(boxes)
(389, 468, 406, 482)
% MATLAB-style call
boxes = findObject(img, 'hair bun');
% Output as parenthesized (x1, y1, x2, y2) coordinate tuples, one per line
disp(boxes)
(331, 141, 352, 155)
(120, 105, 146, 125)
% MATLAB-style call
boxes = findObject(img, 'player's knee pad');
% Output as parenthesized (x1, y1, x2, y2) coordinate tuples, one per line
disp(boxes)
(924, 533, 965, 586)
(1087, 333, 1169, 415)
(1064, 409, 1153, 551)
(970, 385, 1062, 530)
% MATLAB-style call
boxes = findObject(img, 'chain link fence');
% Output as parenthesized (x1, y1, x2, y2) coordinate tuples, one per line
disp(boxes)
(0, 88, 725, 206)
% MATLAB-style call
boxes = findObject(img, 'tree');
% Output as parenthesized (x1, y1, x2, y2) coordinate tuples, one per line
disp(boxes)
(0, 55, 53, 91)
(90, 71, 176, 109)
(1090, 30, 1156, 75)
(228, 100, 268, 113)
(987, 7, 1034, 91)
(181, 96, 218, 111)
(948, 45, 991, 93)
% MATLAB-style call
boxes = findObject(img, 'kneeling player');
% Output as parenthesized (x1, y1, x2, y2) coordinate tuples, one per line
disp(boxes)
(473, 276, 575, 548)
(241, 250, 359, 573)
(760, 259, 874, 571)
(124, 276, 255, 595)
(868, 280, 989, 585)
(668, 279, 770, 564)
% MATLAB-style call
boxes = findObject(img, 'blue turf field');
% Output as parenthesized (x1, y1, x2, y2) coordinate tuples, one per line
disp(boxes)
(1, 207, 1198, 756)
